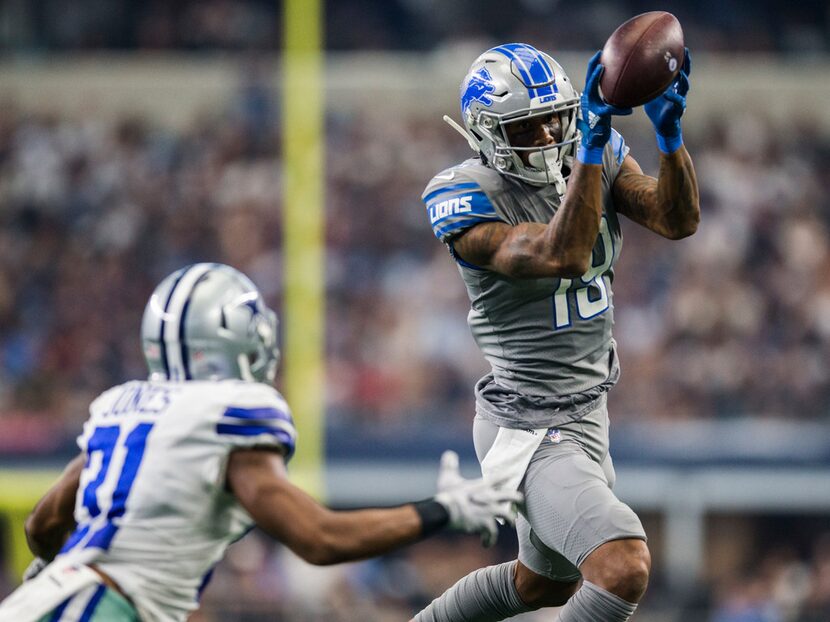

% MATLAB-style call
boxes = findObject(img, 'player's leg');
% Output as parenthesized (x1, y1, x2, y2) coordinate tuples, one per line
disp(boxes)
(576, 441, 650, 603)
(412, 554, 579, 621)
(576, 537, 651, 600)
(519, 407, 648, 621)
(37, 584, 141, 622)
(411, 486, 585, 622)
(412, 419, 581, 622)
(513, 513, 581, 606)
(513, 536, 649, 608)
(411, 559, 531, 622)
(512, 498, 647, 622)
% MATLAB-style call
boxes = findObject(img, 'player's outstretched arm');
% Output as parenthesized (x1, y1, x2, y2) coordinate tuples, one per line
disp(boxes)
(24, 454, 83, 561)
(453, 52, 631, 280)
(613, 48, 699, 239)
(227, 449, 521, 565)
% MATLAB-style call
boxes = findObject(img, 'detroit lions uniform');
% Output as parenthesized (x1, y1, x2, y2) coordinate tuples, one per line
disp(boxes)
(422, 131, 645, 579)
(8, 379, 296, 622)
(424, 130, 627, 428)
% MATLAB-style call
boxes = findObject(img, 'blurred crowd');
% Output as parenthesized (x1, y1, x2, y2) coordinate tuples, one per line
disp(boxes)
(611, 116, 830, 422)
(1, 66, 830, 453)
(1, 0, 828, 53)
(0, 86, 285, 450)
(685, 518, 830, 622)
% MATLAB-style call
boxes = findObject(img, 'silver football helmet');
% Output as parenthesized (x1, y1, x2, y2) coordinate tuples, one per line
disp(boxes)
(141, 263, 279, 384)
(449, 43, 580, 193)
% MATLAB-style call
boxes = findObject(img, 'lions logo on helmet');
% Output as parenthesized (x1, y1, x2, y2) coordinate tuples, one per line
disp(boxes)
(461, 66, 496, 116)
(449, 43, 580, 193)
(141, 263, 280, 384)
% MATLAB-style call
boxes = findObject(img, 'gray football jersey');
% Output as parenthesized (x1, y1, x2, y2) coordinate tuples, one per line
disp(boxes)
(423, 130, 629, 428)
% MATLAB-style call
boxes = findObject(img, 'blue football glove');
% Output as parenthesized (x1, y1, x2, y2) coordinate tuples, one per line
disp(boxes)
(577, 51, 632, 165)
(644, 47, 691, 153)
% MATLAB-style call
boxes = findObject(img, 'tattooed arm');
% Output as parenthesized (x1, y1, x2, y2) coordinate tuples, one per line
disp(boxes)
(612, 149, 700, 240)
(453, 162, 604, 279)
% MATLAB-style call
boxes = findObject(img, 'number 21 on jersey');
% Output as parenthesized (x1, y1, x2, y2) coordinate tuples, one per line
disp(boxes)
(552, 216, 614, 329)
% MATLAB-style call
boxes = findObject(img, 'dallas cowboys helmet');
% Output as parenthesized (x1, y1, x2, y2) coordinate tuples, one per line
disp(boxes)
(141, 263, 279, 384)
(452, 43, 580, 192)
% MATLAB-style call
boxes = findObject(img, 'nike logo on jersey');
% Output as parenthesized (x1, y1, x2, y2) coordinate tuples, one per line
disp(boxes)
(435, 171, 455, 181)
(429, 195, 473, 223)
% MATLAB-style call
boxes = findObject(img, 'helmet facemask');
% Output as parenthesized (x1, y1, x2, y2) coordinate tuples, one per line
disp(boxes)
(485, 105, 579, 194)
(235, 306, 279, 384)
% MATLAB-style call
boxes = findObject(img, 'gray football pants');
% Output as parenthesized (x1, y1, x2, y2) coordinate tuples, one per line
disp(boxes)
(473, 398, 646, 581)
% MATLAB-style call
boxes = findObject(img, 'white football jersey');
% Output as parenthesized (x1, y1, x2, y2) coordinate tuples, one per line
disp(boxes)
(55, 378, 296, 622)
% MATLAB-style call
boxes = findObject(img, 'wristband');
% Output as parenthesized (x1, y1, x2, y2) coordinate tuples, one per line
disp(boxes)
(413, 499, 450, 537)
(577, 144, 604, 165)
(656, 130, 683, 154)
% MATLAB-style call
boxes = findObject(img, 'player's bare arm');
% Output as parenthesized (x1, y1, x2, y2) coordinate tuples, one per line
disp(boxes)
(453, 162, 604, 279)
(615, 47, 698, 240)
(227, 447, 521, 565)
(25, 454, 83, 560)
(612, 150, 699, 239)
(227, 448, 424, 565)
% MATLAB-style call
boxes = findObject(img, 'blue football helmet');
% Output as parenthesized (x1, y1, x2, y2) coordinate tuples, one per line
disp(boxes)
(449, 43, 580, 193)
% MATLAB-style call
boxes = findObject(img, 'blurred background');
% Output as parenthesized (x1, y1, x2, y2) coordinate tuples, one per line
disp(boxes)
(1, 0, 830, 620)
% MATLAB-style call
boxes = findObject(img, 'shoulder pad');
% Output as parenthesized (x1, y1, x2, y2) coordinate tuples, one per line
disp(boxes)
(215, 382, 296, 461)
(423, 161, 505, 244)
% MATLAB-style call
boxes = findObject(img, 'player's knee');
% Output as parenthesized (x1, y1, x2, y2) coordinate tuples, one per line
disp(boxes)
(614, 550, 650, 602)
(581, 539, 651, 603)
(513, 562, 579, 608)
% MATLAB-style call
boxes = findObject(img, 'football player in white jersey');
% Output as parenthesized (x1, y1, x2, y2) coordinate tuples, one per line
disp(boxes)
(415, 45, 699, 622)
(0, 263, 522, 622)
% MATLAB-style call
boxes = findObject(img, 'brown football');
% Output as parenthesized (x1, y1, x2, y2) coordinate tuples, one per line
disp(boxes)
(599, 11, 684, 108)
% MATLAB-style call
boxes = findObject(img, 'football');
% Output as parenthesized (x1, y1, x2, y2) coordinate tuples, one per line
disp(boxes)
(599, 11, 685, 108)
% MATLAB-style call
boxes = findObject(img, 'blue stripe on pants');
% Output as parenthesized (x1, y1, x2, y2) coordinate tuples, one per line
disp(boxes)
(48, 597, 70, 621)
(79, 585, 106, 622)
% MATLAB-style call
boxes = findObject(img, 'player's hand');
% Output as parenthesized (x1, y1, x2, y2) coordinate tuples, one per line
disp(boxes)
(577, 51, 632, 164)
(644, 47, 691, 141)
(433, 451, 523, 548)
(22, 557, 48, 582)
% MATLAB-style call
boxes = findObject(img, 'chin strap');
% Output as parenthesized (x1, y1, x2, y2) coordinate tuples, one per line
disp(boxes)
(443, 115, 480, 154)
(528, 149, 568, 196)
